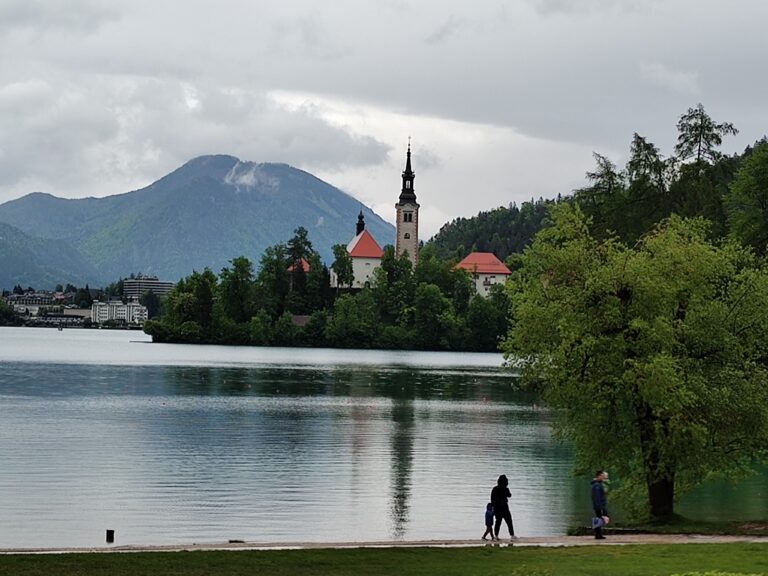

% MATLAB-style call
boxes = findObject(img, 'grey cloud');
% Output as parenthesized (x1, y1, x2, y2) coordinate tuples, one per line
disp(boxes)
(0, 76, 390, 202)
(424, 15, 465, 45)
(0, 0, 118, 33)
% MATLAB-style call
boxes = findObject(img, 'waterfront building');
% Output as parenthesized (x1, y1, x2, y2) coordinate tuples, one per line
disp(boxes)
(455, 252, 512, 297)
(123, 275, 175, 299)
(91, 298, 148, 325)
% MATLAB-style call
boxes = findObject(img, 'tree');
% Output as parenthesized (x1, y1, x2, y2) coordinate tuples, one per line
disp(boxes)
(74, 287, 93, 309)
(675, 103, 738, 164)
(725, 142, 768, 254)
(371, 246, 414, 324)
(257, 244, 290, 318)
(331, 244, 354, 289)
(413, 283, 455, 350)
(574, 153, 627, 240)
(140, 290, 162, 319)
(0, 298, 21, 326)
(505, 204, 768, 520)
(219, 256, 256, 323)
(326, 291, 380, 348)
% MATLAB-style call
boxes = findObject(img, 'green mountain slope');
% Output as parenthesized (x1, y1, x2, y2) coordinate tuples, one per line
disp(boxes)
(0, 221, 100, 289)
(0, 155, 395, 283)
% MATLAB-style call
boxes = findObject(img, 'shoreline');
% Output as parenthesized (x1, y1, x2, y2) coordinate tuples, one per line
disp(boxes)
(3, 534, 768, 555)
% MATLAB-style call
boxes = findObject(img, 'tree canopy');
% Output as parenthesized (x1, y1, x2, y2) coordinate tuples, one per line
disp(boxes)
(504, 205, 768, 519)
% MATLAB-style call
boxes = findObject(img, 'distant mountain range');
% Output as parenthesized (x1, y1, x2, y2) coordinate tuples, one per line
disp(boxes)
(0, 155, 395, 289)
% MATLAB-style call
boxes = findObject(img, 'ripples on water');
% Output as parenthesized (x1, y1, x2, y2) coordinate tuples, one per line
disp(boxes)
(2, 327, 763, 548)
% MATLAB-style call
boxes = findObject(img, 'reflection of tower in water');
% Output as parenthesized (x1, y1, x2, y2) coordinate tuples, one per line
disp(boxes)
(389, 393, 415, 539)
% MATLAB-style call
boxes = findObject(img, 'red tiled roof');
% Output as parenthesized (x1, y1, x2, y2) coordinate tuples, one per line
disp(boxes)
(347, 230, 384, 259)
(287, 258, 311, 273)
(455, 252, 511, 275)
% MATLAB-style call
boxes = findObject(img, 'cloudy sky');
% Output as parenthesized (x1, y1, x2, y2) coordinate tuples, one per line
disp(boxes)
(1, 1, 766, 238)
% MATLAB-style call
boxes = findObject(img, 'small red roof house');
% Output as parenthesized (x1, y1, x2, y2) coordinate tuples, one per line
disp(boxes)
(287, 258, 311, 273)
(455, 252, 511, 296)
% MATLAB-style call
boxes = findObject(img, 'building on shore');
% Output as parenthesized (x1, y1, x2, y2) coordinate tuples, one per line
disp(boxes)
(91, 298, 148, 325)
(123, 275, 176, 299)
(455, 252, 512, 297)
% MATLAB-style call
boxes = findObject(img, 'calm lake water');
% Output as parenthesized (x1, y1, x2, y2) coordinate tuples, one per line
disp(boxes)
(0, 327, 765, 548)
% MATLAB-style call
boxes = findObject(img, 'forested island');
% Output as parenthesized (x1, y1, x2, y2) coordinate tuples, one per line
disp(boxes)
(144, 238, 510, 351)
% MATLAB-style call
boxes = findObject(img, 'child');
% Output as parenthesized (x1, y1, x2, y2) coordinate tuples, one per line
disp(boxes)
(482, 502, 495, 540)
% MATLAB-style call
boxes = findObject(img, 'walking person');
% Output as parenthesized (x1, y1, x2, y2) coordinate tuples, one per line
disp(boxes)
(490, 474, 515, 540)
(591, 470, 609, 539)
(482, 502, 495, 540)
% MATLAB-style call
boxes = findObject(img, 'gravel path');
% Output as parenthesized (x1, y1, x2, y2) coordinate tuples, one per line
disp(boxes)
(2, 534, 768, 555)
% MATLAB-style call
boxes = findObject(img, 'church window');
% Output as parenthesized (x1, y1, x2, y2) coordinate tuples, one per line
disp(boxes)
(403, 212, 413, 222)
(404, 233, 410, 239)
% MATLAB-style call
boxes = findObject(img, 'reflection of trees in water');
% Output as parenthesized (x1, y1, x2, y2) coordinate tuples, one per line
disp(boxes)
(389, 376, 415, 539)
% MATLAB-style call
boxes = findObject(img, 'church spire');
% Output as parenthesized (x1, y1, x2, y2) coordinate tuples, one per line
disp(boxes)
(356, 209, 365, 235)
(399, 140, 416, 202)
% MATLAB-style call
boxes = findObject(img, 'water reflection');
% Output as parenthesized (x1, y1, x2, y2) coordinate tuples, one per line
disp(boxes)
(389, 389, 415, 538)
(1, 327, 767, 548)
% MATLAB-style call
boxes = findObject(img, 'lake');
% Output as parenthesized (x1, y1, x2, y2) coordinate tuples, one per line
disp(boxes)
(0, 327, 765, 548)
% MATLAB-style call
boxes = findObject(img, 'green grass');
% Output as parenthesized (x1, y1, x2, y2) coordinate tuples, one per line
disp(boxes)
(1, 543, 768, 576)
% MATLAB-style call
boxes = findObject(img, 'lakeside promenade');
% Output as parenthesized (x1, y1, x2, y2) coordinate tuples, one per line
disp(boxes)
(3, 534, 768, 555)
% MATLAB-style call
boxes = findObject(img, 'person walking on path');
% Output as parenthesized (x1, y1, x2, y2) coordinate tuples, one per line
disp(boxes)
(591, 470, 609, 540)
(482, 502, 495, 540)
(490, 474, 515, 540)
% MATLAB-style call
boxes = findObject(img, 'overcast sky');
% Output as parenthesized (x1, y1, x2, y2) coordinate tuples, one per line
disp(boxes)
(1, 0, 766, 238)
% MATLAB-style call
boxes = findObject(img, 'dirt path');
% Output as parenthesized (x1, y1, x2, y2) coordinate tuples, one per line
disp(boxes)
(2, 534, 767, 555)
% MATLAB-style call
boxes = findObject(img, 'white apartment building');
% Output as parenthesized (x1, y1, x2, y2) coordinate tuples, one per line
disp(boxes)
(91, 298, 149, 325)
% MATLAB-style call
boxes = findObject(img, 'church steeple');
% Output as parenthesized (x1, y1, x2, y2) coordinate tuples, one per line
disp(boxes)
(399, 142, 416, 203)
(395, 141, 420, 263)
(356, 209, 365, 235)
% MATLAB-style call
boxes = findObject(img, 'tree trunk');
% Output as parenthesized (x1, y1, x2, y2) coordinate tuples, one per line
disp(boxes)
(636, 400, 676, 520)
(647, 473, 675, 520)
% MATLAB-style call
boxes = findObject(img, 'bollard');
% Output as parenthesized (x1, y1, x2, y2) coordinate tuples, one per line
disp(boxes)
(106, 529, 115, 543)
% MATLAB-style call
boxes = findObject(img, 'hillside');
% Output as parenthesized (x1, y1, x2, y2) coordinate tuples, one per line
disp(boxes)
(0, 155, 395, 285)
(427, 197, 559, 262)
(0, 221, 100, 289)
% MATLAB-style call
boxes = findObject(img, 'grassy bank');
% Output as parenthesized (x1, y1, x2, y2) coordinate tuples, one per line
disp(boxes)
(2, 543, 768, 576)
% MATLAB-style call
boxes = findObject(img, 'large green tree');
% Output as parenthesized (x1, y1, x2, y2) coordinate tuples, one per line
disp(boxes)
(725, 141, 768, 254)
(505, 205, 768, 519)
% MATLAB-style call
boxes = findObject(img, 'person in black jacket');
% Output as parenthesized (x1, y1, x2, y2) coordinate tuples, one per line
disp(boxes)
(591, 470, 609, 539)
(490, 474, 515, 539)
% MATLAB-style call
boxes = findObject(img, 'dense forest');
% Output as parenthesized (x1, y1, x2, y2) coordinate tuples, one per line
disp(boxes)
(427, 197, 559, 262)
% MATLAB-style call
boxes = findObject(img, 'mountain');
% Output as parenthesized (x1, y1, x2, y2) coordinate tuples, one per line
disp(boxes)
(0, 221, 100, 289)
(0, 155, 395, 286)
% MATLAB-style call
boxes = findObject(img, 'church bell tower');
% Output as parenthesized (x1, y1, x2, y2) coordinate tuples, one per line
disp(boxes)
(395, 142, 419, 263)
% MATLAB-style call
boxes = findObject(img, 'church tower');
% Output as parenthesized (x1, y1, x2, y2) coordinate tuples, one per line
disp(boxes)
(395, 143, 419, 263)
